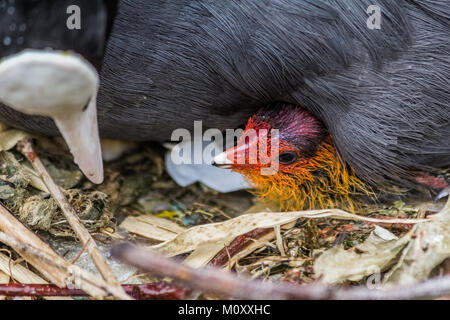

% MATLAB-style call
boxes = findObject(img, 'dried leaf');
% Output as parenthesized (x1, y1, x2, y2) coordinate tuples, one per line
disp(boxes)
(226, 231, 276, 268)
(182, 202, 280, 268)
(120, 214, 186, 242)
(153, 209, 428, 257)
(0, 129, 31, 152)
(0, 252, 47, 284)
(20, 164, 49, 192)
(314, 226, 412, 284)
(373, 225, 399, 241)
(384, 200, 450, 285)
(0, 270, 9, 283)
(183, 240, 234, 268)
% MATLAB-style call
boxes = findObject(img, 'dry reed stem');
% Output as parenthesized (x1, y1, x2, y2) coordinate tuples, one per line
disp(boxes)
(16, 139, 129, 298)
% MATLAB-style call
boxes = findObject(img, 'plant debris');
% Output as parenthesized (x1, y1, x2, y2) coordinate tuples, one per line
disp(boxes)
(0, 124, 449, 299)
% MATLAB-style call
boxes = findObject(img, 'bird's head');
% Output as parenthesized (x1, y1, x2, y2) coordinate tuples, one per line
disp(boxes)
(214, 103, 371, 211)
(0, 50, 103, 183)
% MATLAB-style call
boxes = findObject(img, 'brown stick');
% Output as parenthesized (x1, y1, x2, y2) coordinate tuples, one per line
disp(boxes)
(0, 230, 131, 299)
(0, 283, 190, 300)
(112, 242, 450, 300)
(17, 139, 124, 293)
(0, 203, 67, 287)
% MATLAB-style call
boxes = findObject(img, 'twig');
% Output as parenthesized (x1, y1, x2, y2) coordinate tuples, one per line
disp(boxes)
(0, 283, 190, 299)
(192, 202, 232, 220)
(17, 139, 125, 295)
(112, 243, 450, 300)
(0, 230, 131, 299)
(0, 203, 68, 287)
(71, 238, 90, 264)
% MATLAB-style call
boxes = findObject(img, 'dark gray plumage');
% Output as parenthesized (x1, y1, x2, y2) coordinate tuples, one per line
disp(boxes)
(0, 0, 449, 188)
(0, 0, 114, 68)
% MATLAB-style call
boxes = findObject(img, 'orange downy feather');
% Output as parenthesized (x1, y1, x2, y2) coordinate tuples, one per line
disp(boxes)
(234, 137, 374, 212)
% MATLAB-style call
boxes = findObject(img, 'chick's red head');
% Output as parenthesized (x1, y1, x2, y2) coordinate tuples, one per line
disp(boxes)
(214, 103, 371, 211)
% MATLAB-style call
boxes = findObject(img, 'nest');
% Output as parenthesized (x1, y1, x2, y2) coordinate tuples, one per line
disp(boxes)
(0, 126, 449, 299)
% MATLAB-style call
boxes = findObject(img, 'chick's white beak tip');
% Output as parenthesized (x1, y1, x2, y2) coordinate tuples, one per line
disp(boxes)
(213, 151, 233, 165)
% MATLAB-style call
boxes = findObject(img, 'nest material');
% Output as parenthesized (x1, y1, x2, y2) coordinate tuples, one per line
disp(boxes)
(48, 189, 111, 237)
(0, 150, 114, 237)
(0, 141, 170, 238)
(2, 131, 447, 290)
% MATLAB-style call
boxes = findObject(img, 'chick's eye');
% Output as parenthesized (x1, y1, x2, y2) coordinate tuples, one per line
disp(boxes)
(278, 151, 298, 165)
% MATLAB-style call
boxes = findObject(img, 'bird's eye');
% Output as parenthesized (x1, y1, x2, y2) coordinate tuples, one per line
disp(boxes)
(82, 96, 92, 112)
(278, 151, 298, 165)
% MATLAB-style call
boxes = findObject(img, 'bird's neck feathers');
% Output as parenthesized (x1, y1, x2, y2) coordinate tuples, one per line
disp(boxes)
(242, 137, 374, 212)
